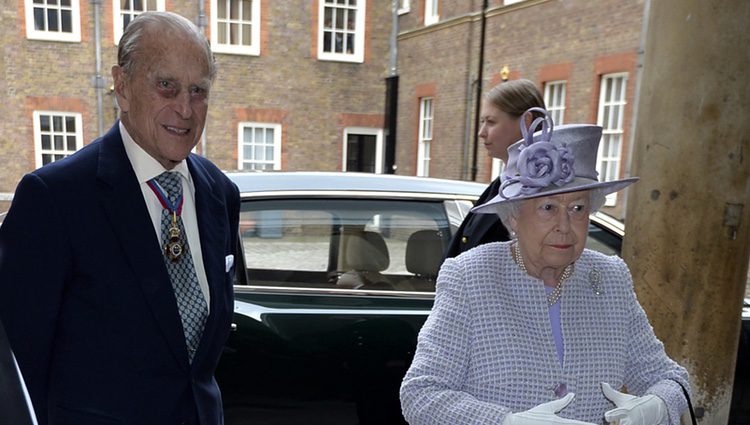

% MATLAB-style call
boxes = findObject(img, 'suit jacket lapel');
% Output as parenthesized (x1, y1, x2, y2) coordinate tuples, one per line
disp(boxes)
(96, 123, 190, 371)
(186, 156, 228, 366)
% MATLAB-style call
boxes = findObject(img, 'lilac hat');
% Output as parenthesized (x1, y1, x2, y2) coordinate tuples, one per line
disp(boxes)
(472, 107, 638, 215)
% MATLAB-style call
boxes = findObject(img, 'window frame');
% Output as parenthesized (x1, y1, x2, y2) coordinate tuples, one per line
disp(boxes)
(112, 0, 165, 45)
(544, 80, 567, 126)
(596, 72, 629, 207)
(341, 127, 384, 173)
(317, 0, 366, 63)
(33, 111, 83, 168)
(398, 0, 410, 14)
(417, 97, 434, 177)
(424, 0, 438, 25)
(211, 0, 262, 56)
(238, 122, 282, 171)
(24, 0, 81, 42)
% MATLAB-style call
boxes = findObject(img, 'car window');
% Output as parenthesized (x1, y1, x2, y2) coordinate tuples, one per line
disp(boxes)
(240, 198, 452, 292)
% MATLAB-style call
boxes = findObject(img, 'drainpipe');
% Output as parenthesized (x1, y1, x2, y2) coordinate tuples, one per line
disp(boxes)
(383, 0, 399, 174)
(197, 2, 208, 156)
(92, 0, 104, 136)
(470, 0, 488, 181)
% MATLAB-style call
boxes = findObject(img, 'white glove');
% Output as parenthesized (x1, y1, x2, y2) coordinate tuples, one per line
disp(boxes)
(601, 382, 668, 425)
(502, 393, 597, 425)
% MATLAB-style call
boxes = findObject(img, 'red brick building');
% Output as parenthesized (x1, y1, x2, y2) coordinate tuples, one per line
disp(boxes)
(0, 0, 644, 219)
(396, 0, 644, 218)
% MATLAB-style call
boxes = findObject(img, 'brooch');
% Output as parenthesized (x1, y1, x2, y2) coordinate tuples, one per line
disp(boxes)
(588, 269, 603, 295)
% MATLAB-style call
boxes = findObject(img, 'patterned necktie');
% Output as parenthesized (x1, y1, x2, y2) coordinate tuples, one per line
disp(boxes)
(151, 171, 208, 363)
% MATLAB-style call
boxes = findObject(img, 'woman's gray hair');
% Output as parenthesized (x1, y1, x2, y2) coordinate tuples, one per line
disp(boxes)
(117, 11, 217, 82)
(496, 189, 609, 235)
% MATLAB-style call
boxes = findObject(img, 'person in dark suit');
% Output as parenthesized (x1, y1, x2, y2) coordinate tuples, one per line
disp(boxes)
(445, 80, 545, 258)
(0, 12, 239, 425)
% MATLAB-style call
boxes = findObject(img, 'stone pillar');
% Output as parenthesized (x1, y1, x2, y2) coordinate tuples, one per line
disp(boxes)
(622, 0, 750, 423)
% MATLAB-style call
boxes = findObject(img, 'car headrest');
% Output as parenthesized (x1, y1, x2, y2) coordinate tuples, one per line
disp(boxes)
(405, 230, 443, 278)
(346, 231, 390, 272)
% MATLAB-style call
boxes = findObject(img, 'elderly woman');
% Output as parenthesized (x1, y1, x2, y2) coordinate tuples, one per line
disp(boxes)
(400, 108, 691, 425)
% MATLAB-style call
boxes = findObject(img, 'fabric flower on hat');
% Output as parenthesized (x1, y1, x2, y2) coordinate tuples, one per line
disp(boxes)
(516, 142, 576, 195)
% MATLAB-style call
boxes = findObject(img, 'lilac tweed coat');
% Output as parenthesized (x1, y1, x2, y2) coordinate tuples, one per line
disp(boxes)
(400, 241, 690, 425)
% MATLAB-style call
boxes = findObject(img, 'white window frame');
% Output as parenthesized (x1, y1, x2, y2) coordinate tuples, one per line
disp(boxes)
(238, 122, 282, 171)
(417, 97, 433, 177)
(341, 127, 384, 173)
(596, 73, 628, 207)
(33, 111, 83, 168)
(113, 0, 165, 45)
(317, 0, 366, 63)
(504, 0, 525, 5)
(398, 0, 410, 14)
(424, 0, 439, 25)
(544, 80, 567, 126)
(25, 0, 81, 42)
(211, 0, 261, 56)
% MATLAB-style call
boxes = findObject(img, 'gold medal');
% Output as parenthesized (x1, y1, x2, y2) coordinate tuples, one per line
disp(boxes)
(164, 212, 184, 262)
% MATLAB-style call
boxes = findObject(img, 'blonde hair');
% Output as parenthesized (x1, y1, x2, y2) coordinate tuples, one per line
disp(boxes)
(485, 79, 546, 121)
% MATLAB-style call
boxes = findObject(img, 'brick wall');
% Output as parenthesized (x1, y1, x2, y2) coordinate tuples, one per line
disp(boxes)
(0, 0, 391, 193)
(396, 0, 644, 218)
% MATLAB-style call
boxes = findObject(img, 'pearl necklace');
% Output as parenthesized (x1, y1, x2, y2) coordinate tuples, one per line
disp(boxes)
(511, 242, 573, 306)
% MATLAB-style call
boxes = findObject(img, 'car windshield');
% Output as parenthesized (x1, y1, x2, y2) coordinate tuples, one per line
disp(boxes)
(240, 198, 452, 292)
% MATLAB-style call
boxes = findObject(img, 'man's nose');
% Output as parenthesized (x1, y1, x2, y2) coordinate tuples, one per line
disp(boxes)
(173, 91, 192, 119)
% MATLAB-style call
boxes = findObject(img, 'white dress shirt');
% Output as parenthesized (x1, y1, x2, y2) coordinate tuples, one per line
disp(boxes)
(119, 122, 210, 311)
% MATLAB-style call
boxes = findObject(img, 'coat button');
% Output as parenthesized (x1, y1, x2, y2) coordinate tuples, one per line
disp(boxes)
(461, 236, 468, 244)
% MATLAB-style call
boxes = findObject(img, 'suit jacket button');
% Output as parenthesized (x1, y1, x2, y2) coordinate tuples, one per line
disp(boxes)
(461, 236, 468, 244)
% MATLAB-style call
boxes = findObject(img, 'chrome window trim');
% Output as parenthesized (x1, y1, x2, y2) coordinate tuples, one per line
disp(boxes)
(240, 189, 478, 202)
(234, 284, 436, 300)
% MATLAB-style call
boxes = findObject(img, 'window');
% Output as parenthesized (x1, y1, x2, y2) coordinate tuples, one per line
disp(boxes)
(25, 0, 81, 42)
(238, 122, 282, 170)
(211, 0, 261, 55)
(33, 111, 82, 168)
(544, 80, 567, 126)
(398, 0, 410, 14)
(342, 127, 383, 173)
(504, 0, 525, 4)
(424, 0, 438, 25)
(417, 97, 433, 177)
(596, 73, 628, 206)
(318, 0, 366, 63)
(113, 0, 165, 45)
(240, 198, 451, 292)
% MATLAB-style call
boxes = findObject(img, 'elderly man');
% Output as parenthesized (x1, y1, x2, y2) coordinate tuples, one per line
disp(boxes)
(0, 12, 239, 425)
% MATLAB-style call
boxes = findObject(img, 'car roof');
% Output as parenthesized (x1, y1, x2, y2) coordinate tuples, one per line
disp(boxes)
(225, 171, 487, 197)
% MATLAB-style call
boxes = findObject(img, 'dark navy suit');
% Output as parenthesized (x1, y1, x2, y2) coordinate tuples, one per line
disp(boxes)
(445, 177, 510, 259)
(0, 123, 240, 425)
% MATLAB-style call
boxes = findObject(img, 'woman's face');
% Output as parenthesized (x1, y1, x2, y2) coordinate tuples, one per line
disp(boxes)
(510, 191, 591, 275)
(477, 100, 523, 162)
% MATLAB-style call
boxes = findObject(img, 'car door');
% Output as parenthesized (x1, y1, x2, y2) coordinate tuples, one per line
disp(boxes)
(217, 194, 453, 425)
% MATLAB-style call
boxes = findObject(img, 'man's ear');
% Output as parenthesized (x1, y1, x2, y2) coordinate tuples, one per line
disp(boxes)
(111, 65, 130, 113)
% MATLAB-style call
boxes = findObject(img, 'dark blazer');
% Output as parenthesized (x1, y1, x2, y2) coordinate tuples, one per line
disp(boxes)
(0, 123, 240, 425)
(445, 177, 510, 259)
(0, 319, 35, 425)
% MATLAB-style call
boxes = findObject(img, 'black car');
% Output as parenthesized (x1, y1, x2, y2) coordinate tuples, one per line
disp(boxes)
(217, 171, 629, 425)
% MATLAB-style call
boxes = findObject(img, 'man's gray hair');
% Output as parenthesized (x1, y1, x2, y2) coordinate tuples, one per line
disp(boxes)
(496, 189, 608, 234)
(117, 11, 217, 82)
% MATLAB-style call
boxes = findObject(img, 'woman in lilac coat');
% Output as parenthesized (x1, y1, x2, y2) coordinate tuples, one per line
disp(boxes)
(400, 108, 691, 425)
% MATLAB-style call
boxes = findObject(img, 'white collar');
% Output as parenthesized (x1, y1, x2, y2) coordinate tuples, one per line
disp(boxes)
(119, 121, 192, 185)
